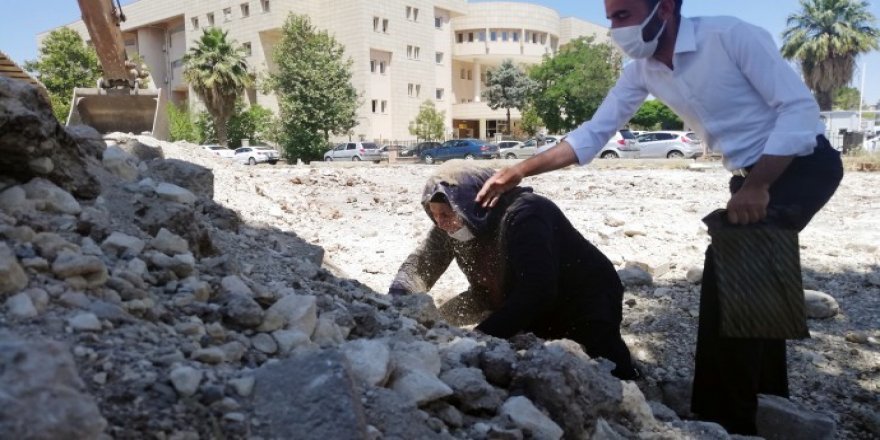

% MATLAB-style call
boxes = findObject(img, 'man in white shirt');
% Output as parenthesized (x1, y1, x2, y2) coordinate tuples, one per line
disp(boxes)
(476, 0, 844, 435)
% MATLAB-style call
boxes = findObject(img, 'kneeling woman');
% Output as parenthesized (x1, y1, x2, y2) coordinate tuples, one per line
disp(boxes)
(389, 162, 638, 380)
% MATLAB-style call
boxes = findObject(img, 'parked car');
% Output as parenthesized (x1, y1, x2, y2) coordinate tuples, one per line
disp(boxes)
(534, 137, 562, 155)
(637, 131, 703, 159)
(323, 142, 383, 162)
(399, 141, 441, 158)
(500, 140, 538, 159)
(598, 129, 640, 159)
(233, 146, 280, 165)
(201, 144, 234, 159)
(497, 140, 523, 150)
(419, 139, 500, 164)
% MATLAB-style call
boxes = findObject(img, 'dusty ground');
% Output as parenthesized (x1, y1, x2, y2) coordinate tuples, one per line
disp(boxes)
(187, 152, 879, 438)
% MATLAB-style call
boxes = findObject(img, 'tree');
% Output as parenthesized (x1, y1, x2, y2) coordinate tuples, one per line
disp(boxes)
(183, 28, 252, 148)
(24, 28, 101, 122)
(267, 14, 359, 162)
(529, 37, 622, 133)
(409, 101, 446, 141)
(629, 100, 683, 130)
(483, 59, 536, 135)
(167, 103, 200, 143)
(782, 0, 879, 110)
(519, 105, 544, 137)
(195, 101, 276, 148)
(833, 86, 862, 110)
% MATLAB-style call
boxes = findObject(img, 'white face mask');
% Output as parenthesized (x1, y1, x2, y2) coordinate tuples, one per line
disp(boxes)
(448, 225, 476, 242)
(610, 1, 667, 59)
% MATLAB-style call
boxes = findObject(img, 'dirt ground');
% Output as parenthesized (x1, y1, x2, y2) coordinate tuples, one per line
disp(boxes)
(211, 156, 879, 438)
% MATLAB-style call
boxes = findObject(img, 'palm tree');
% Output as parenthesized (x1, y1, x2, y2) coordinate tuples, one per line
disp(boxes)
(183, 28, 252, 147)
(782, 0, 879, 110)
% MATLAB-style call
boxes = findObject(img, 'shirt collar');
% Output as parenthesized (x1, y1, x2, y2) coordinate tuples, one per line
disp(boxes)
(675, 16, 697, 54)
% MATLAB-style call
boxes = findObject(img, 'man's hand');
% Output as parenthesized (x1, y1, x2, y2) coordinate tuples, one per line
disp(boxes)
(476, 166, 524, 208)
(726, 185, 770, 225)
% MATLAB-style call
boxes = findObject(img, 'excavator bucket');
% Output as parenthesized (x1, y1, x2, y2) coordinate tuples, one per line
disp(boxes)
(67, 87, 169, 140)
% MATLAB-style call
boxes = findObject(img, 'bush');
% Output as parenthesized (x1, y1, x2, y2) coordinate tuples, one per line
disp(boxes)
(278, 127, 329, 164)
(195, 101, 275, 148)
(167, 104, 200, 143)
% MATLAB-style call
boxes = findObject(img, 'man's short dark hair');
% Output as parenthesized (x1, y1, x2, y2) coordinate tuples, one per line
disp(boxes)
(646, 0, 683, 15)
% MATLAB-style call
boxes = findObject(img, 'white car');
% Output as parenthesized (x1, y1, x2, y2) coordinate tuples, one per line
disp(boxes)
(201, 145, 234, 159)
(637, 131, 703, 159)
(234, 146, 281, 165)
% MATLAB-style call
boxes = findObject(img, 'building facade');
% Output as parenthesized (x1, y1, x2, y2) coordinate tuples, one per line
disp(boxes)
(44, 0, 608, 142)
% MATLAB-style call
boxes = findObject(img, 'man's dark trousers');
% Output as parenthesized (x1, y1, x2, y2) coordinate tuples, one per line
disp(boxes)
(691, 136, 844, 435)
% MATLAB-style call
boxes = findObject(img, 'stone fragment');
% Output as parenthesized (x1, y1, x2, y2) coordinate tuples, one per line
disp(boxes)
(252, 333, 278, 354)
(273, 329, 312, 355)
(392, 340, 442, 377)
(311, 316, 345, 346)
(192, 347, 226, 364)
(440, 367, 505, 413)
(5, 292, 38, 318)
(391, 370, 454, 406)
(617, 267, 653, 287)
(102, 146, 139, 181)
(756, 394, 835, 440)
(22, 178, 82, 214)
(500, 396, 564, 440)
(68, 312, 102, 332)
(686, 266, 703, 284)
(229, 376, 255, 397)
(51, 250, 108, 288)
(150, 228, 190, 255)
(804, 290, 839, 319)
(170, 366, 203, 397)
(223, 294, 264, 328)
(156, 182, 197, 205)
(258, 293, 317, 334)
(101, 232, 146, 258)
(28, 157, 54, 174)
(253, 350, 368, 439)
(0, 242, 28, 296)
(341, 339, 391, 386)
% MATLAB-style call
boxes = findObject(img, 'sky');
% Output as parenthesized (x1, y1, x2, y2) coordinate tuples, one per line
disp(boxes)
(2, 0, 879, 104)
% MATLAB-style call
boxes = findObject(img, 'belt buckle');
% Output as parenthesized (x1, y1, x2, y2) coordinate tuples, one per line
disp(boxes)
(733, 168, 749, 178)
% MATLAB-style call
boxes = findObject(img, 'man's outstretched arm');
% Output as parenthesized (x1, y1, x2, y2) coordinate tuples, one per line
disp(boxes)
(476, 140, 579, 208)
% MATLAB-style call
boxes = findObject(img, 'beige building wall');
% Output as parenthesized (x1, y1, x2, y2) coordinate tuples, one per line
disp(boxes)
(42, 0, 607, 142)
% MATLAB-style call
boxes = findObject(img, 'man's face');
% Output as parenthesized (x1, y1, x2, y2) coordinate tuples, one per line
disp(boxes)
(429, 202, 464, 233)
(605, 0, 670, 40)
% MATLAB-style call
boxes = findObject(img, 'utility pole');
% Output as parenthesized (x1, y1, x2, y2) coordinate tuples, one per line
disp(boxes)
(859, 62, 867, 152)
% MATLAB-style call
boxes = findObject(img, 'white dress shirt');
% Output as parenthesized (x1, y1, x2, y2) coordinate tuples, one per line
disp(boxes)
(566, 16, 825, 171)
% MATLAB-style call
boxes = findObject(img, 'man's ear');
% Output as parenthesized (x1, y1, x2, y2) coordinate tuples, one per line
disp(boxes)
(659, 0, 676, 21)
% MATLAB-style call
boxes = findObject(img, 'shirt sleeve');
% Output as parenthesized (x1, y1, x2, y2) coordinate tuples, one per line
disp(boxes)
(722, 21, 822, 157)
(388, 226, 454, 295)
(475, 212, 558, 338)
(564, 63, 650, 165)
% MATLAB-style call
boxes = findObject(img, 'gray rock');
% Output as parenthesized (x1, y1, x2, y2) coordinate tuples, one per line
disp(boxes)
(648, 401, 679, 422)
(252, 333, 278, 354)
(671, 420, 731, 439)
(253, 350, 368, 439)
(590, 419, 626, 440)
(312, 316, 345, 346)
(219, 341, 247, 363)
(756, 394, 835, 440)
(390, 369, 454, 406)
(192, 347, 226, 364)
(169, 366, 203, 397)
(117, 134, 165, 161)
(51, 250, 109, 288)
(0, 333, 107, 439)
(363, 388, 444, 439)
(22, 177, 82, 214)
(28, 157, 54, 174)
(341, 339, 391, 386)
(0, 242, 28, 296)
(392, 293, 442, 327)
(229, 376, 255, 397)
(156, 182, 197, 205)
(24, 288, 49, 311)
(5, 292, 38, 318)
(223, 294, 264, 328)
(659, 379, 693, 418)
(273, 329, 312, 354)
(60, 291, 92, 309)
(0, 185, 29, 213)
(604, 214, 626, 228)
(150, 228, 190, 255)
(804, 290, 839, 319)
(392, 340, 442, 377)
(0, 77, 101, 199)
(33, 232, 79, 260)
(440, 367, 505, 413)
(258, 293, 317, 334)
(101, 232, 146, 258)
(619, 381, 655, 429)
(68, 312, 102, 332)
(617, 267, 653, 287)
(102, 145, 139, 181)
(500, 396, 564, 440)
(686, 266, 704, 284)
(147, 159, 214, 200)
(480, 343, 517, 387)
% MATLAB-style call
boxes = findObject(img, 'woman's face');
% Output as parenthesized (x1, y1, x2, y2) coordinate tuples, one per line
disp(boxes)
(429, 202, 464, 233)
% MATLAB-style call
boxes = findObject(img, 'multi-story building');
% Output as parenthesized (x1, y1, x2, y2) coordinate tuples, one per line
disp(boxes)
(44, 0, 608, 142)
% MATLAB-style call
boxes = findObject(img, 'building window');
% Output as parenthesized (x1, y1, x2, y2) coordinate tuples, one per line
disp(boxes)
(379, 61, 386, 74)
(414, 46, 420, 60)
(460, 68, 466, 79)
(382, 19, 389, 33)
(406, 6, 412, 20)
(468, 32, 474, 43)
(406, 45, 413, 59)
(502, 31, 508, 41)
(457, 33, 463, 43)
(491, 31, 497, 41)
(434, 16, 442, 29)
(371, 99, 378, 113)
(261, 0, 270, 12)
(243, 42, 252, 56)
(435, 52, 443, 64)
(223, 8, 232, 22)
(467, 70, 472, 80)
(478, 31, 486, 42)
(408, 83, 414, 97)
(381, 100, 387, 113)
(413, 8, 419, 22)
(532, 32, 538, 44)
(370, 59, 376, 73)
(540, 33, 546, 44)
(373, 16, 379, 32)
(512, 31, 519, 42)
(241, 3, 250, 18)
(207, 13, 215, 26)
(436, 88, 444, 100)
(191, 17, 199, 29)
(415, 84, 421, 97)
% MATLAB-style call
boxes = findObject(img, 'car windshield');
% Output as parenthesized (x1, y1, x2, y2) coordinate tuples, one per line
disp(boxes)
(686, 132, 702, 142)
(620, 129, 636, 139)
(362, 143, 379, 149)
(254, 147, 275, 151)
(523, 140, 537, 147)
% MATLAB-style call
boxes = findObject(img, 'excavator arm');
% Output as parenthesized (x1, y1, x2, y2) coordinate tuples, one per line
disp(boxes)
(67, 0, 167, 138)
